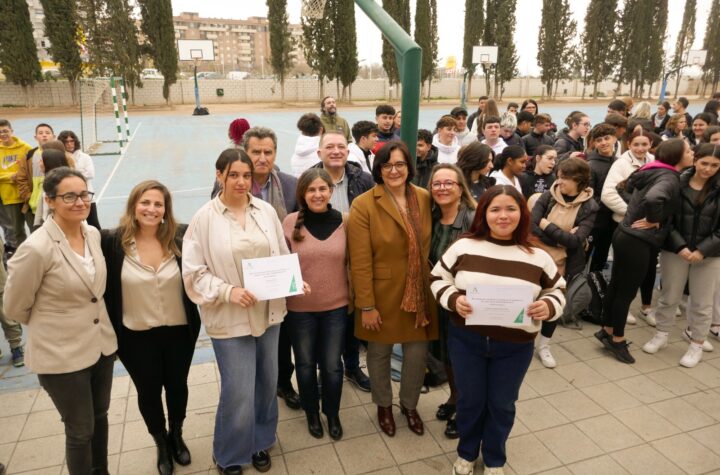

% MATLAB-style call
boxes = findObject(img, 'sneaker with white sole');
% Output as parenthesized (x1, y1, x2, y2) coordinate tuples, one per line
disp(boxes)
(626, 312, 637, 325)
(484, 467, 505, 475)
(537, 346, 557, 368)
(675, 307, 683, 317)
(679, 344, 703, 368)
(710, 327, 720, 341)
(452, 457, 475, 475)
(640, 309, 656, 326)
(642, 332, 668, 354)
(681, 328, 714, 352)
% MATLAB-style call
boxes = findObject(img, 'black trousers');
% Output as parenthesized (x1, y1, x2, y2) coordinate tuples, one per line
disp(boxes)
(120, 325, 195, 434)
(38, 354, 115, 475)
(277, 320, 295, 388)
(589, 221, 618, 272)
(602, 231, 654, 338)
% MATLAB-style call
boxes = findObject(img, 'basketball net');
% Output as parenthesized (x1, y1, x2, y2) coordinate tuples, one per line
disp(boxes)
(302, 0, 327, 18)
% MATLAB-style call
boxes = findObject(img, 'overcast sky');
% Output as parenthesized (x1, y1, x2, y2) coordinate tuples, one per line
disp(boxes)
(169, 0, 712, 76)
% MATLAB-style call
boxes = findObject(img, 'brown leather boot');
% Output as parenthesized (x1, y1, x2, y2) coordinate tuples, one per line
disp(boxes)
(400, 404, 424, 436)
(377, 405, 396, 437)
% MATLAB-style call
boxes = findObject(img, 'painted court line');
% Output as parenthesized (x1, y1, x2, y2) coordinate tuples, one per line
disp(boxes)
(95, 121, 142, 204)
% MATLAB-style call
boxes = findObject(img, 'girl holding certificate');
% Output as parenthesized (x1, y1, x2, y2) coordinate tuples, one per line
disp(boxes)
(430, 185, 566, 475)
(183, 149, 295, 475)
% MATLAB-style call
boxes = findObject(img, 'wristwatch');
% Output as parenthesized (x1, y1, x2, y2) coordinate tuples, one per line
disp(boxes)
(361, 306, 375, 312)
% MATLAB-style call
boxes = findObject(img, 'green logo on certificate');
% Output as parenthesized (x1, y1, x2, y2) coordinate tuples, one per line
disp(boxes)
(289, 275, 297, 293)
(514, 309, 525, 324)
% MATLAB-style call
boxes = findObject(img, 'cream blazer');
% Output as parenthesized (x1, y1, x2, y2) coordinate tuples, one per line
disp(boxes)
(3, 218, 117, 374)
(182, 196, 289, 338)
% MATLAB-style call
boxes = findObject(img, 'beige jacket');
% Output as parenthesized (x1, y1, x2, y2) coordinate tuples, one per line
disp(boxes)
(182, 196, 289, 338)
(3, 218, 117, 374)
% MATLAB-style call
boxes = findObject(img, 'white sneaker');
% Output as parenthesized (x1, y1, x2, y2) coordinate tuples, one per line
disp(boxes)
(484, 467, 505, 475)
(626, 312, 637, 325)
(681, 328, 714, 352)
(675, 307, 683, 317)
(642, 332, 668, 354)
(710, 327, 720, 341)
(641, 309, 656, 326)
(537, 346, 557, 368)
(679, 344, 703, 368)
(452, 457, 475, 475)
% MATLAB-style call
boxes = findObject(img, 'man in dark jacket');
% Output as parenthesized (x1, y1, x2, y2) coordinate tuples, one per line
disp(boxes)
(312, 131, 373, 391)
(467, 95, 489, 131)
(413, 129, 439, 188)
(586, 124, 618, 271)
(372, 104, 400, 154)
(320, 96, 352, 143)
(521, 113, 555, 157)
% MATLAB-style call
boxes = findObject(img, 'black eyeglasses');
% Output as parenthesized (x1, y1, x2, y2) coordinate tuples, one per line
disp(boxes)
(51, 191, 94, 203)
(431, 180, 458, 190)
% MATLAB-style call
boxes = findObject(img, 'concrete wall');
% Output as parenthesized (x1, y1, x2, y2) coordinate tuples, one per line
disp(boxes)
(0, 76, 707, 108)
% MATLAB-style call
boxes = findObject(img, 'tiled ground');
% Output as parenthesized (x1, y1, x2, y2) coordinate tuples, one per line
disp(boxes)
(1, 314, 720, 474)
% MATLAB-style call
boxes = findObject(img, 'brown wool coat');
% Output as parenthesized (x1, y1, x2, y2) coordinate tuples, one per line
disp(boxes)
(347, 184, 438, 344)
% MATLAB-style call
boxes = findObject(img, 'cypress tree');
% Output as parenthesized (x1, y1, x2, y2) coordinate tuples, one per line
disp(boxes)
(301, 3, 335, 98)
(40, 0, 83, 103)
(138, 0, 178, 102)
(104, 0, 143, 100)
(702, 0, 720, 93)
(537, 0, 576, 99)
(266, 0, 294, 102)
(670, 0, 696, 98)
(482, 0, 498, 97)
(76, 0, 109, 76)
(381, 0, 409, 87)
(639, 0, 666, 97)
(414, 0, 437, 99)
(493, 0, 518, 99)
(462, 0, 484, 100)
(334, 0, 358, 100)
(0, 0, 42, 104)
(582, 0, 617, 98)
(429, 0, 438, 98)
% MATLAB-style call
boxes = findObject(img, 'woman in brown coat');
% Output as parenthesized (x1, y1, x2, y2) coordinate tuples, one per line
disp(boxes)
(348, 141, 438, 438)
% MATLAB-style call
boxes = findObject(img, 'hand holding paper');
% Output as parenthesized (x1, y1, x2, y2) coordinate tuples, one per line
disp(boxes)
(241, 254, 305, 301)
(465, 284, 534, 326)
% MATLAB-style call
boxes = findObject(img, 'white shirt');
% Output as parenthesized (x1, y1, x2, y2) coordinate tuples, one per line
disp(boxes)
(432, 134, 460, 164)
(73, 150, 96, 193)
(489, 169, 522, 193)
(482, 137, 508, 156)
(348, 143, 373, 173)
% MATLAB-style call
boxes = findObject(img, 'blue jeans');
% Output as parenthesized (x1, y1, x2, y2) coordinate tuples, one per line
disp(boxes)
(287, 306, 347, 416)
(211, 325, 280, 468)
(448, 323, 533, 468)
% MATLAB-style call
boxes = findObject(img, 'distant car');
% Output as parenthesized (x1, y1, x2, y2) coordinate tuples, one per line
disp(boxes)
(196, 71, 223, 80)
(43, 68, 62, 79)
(226, 71, 250, 80)
(141, 68, 163, 79)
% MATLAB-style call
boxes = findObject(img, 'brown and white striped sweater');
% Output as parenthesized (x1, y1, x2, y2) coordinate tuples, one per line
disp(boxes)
(431, 236, 566, 343)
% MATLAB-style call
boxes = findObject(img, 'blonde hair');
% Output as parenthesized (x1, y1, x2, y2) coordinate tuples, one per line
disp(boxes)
(428, 163, 477, 210)
(632, 102, 652, 120)
(119, 180, 180, 257)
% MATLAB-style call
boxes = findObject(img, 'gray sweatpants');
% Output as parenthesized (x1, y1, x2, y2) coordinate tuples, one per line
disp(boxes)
(655, 251, 720, 341)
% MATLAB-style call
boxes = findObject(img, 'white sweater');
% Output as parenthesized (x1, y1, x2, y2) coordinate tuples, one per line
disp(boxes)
(433, 134, 461, 164)
(601, 150, 654, 223)
(290, 135, 321, 177)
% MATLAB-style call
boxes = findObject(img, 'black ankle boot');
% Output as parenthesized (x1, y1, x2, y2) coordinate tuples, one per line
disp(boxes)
(151, 429, 174, 475)
(169, 421, 192, 465)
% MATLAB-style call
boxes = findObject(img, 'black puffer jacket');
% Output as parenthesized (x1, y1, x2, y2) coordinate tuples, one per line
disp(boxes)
(521, 131, 554, 157)
(665, 168, 720, 257)
(619, 163, 681, 248)
(587, 150, 615, 229)
(553, 129, 584, 161)
(413, 145, 439, 189)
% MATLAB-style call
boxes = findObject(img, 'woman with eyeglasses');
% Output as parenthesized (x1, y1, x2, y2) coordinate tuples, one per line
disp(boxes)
(58, 130, 100, 229)
(553, 111, 590, 161)
(347, 140, 437, 438)
(427, 164, 476, 439)
(4, 167, 116, 475)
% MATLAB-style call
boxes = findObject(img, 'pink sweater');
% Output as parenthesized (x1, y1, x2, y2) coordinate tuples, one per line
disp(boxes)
(282, 213, 349, 312)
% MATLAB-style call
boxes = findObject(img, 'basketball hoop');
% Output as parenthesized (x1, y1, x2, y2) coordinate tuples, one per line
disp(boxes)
(302, 0, 327, 18)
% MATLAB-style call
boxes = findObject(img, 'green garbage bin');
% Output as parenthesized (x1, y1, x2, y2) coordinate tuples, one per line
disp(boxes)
(216, 88, 224, 97)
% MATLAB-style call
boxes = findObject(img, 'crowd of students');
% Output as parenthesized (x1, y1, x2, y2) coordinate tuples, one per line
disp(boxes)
(0, 91, 719, 475)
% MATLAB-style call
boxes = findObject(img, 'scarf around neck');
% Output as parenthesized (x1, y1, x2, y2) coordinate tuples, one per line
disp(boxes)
(252, 169, 288, 221)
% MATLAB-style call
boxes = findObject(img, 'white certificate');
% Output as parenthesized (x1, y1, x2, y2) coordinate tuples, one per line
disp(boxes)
(465, 284, 534, 326)
(241, 254, 304, 301)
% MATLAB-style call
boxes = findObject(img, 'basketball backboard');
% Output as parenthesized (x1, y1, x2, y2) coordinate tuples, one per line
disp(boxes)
(472, 46, 498, 65)
(686, 50, 707, 67)
(178, 40, 215, 61)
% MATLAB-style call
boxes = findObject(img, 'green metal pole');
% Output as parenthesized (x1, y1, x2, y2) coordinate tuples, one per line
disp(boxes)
(354, 0, 421, 164)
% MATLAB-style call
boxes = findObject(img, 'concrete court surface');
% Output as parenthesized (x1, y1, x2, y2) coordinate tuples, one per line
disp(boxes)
(1, 102, 719, 474)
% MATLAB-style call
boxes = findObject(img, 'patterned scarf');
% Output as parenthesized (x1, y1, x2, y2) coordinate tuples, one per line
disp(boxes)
(388, 185, 429, 328)
(252, 169, 288, 221)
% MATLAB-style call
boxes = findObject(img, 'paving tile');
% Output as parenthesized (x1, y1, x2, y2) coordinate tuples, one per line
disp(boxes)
(508, 418, 530, 439)
(186, 362, 217, 386)
(186, 382, 219, 411)
(398, 455, 452, 474)
(584, 356, 640, 381)
(124, 395, 142, 422)
(615, 374, 676, 403)
(382, 428, 443, 465)
(682, 390, 720, 419)
(558, 338, 606, 361)
(13, 466, 62, 474)
(629, 349, 672, 373)
(338, 381, 363, 409)
(613, 405, 682, 442)
(416, 389, 451, 423)
(334, 433, 394, 474)
(107, 423, 123, 456)
(0, 389, 37, 417)
(19, 409, 63, 441)
(0, 442, 15, 465)
(651, 433, 720, 474)
(175, 435, 215, 474)
(365, 468, 401, 475)
(517, 381, 539, 401)
(424, 420, 458, 454)
(554, 361, 608, 389)
(646, 367, 709, 396)
(107, 397, 128, 426)
(649, 397, 716, 431)
(505, 433, 562, 475)
(523, 369, 574, 396)
(110, 375, 131, 399)
(183, 407, 217, 439)
(690, 424, 720, 457)
(31, 391, 56, 413)
(336, 405, 378, 439)
(0, 414, 26, 444)
(516, 398, 569, 432)
(580, 382, 641, 413)
(535, 344, 580, 366)
(611, 444, 684, 475)
(682, 360, 720, 388)
(121, 419, 154, 451)
(277, 416, 330, 453)
(117, 446, 156, 474)
(9, 434, 65, 473)
(567, 455, 629, 474)
(544, 389, 606, 422)
(535, 424, 603, 464)
(573, 414, 644, 453)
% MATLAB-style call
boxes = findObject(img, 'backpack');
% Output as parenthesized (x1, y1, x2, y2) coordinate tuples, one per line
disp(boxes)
(559, 272, 592, 329)
(579, 270, 609, 325)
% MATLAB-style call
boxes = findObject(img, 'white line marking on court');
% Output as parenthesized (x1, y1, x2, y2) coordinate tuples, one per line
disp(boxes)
(100, 187, 212, 201)
(95, 121, 142, 204)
